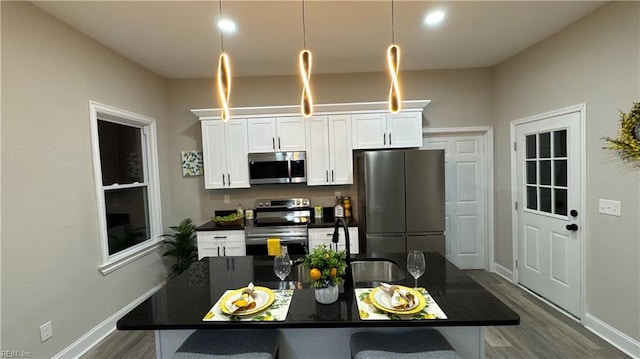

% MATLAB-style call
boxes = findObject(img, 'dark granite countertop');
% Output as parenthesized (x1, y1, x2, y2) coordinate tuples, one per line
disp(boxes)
(117, 252, 519, 330)
(308, 217, 357, 228)
(196, 217, 358, 231)
(196, 220, 244, 231)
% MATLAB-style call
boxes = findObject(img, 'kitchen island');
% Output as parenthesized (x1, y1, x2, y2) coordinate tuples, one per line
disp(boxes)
(117, 252, 519, 358)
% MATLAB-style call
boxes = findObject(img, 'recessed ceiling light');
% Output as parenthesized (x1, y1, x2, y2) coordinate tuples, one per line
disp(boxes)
(218, 19, 237, 33)
(424, 11, 445, 27)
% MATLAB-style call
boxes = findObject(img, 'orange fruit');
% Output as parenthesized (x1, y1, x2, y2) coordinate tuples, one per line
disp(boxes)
(310, 268, 322, 281)
(330, 268, 338, 277)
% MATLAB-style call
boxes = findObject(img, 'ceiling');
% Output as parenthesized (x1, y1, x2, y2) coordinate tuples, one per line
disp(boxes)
(33, 1, 606, 79)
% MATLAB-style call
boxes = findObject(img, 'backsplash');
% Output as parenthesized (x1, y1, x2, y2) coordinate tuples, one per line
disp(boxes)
(199, 182, 359, 224)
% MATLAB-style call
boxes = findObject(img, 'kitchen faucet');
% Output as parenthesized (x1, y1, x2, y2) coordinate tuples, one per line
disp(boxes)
(332, 218, 353, 290)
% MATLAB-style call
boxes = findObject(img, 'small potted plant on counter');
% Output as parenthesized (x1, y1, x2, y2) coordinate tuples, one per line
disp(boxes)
(301, 245, 347, 304)
(162, 218, 197, 276)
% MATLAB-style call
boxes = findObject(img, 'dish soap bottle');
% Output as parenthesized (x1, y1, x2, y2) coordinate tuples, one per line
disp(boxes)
(334, 196, 344, 218)
(237, 203, 244, 217)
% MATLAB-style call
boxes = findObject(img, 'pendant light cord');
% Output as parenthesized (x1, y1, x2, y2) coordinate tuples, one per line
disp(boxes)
(219, 0, 225, 51)
(302, 0, 307, 49)
(391, 0, 395, 44)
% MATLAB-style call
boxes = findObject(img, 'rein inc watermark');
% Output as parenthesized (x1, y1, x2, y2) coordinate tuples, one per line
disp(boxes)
(1, 351, 32, 358)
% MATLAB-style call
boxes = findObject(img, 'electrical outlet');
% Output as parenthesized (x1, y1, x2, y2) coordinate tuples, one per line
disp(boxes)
(40, 321, 53, 342)
(334, 191, 341, 198)
(223, 195, 230, 204)
(598, 199, 621, 216)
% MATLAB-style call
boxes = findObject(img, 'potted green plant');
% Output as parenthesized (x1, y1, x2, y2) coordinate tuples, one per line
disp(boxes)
(300, 245, 347, 304)
(162, 218, 198, 276)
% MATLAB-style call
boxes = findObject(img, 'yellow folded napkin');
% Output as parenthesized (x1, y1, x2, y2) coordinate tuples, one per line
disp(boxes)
(267, 238, 281, 256)
(379, 283, 416, 310)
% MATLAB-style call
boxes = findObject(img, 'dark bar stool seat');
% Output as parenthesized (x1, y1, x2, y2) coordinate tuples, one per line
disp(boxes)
(172, 329, 280, 359)
(350, 330, 461, 359)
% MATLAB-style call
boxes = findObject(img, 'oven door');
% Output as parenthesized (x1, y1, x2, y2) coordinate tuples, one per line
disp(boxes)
(245, 225, 308, 255)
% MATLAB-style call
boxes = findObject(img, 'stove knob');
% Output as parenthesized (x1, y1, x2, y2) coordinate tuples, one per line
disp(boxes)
(296, 200, 300, 205)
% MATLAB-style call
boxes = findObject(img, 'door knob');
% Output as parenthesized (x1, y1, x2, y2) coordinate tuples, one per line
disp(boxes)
(566, 224, 578, 231)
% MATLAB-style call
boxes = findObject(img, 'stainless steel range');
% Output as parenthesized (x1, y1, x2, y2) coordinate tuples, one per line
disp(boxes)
(244, 198, 311, 255)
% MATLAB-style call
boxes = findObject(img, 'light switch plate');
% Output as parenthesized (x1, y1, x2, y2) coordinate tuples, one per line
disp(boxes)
(598, 199, 621, 216)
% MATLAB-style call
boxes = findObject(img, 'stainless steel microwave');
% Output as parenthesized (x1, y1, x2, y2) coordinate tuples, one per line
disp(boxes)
(248, 152, 306, 184)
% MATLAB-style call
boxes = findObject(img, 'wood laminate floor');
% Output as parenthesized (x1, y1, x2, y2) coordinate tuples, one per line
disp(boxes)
(81, 270, 630, 359)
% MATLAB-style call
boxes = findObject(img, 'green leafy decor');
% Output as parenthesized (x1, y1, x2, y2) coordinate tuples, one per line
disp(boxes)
(300, 245, 347, 289)
(602, 102, 640, 163)
(162, 218, 198, 276)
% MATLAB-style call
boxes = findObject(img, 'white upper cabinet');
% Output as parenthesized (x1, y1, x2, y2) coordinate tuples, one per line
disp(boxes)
(201, 119, 250, 189)
(387, 112, 423, 148)
(352, 111, 423, 149)
(306, 115, 353, 186)
(247, 117, 306, 153)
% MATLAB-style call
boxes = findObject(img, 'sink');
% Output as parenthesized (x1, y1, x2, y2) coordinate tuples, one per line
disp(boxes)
(350, 260, 406, 282)
(290, 259, 405, 283)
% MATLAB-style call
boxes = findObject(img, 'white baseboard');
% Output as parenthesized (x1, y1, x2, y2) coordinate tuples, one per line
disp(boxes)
(493, 262, 514, 282)
(584, 313, 640, 359)
(53, 279, 167, 359)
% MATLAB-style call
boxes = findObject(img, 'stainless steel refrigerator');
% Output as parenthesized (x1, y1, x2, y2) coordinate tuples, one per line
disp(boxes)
(356, 149, 445, 255)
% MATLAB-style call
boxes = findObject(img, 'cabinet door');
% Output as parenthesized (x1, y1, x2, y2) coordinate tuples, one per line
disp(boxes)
(329, 115, 353, 185)
(228, 256, 255, 288)
(305, 116, 331, 186)
(348, 227, 359, 254)
(225, 119, 250, 188)
(223, 230, 246, 256)
(247, 118, 277, 153)
(388, 112, 423, 148)
(352, 113, 386, 149)
(308, 227, 358, 254)
(201, 121, 227, 189)
(276, 117, 306, 152)
(308, 228, 334, 249)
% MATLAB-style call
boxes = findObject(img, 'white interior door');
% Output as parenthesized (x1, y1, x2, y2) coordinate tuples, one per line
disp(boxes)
(423, 135, 486, 269)
(514, 110, 582, 318)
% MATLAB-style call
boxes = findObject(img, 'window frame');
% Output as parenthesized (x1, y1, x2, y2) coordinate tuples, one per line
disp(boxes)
(89, 101, 163, 275)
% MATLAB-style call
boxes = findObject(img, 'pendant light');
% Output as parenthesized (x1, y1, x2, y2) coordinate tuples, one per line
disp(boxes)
(299, 0, 313, 117)
(217, 0, 231, 121)
(387, 0, 401, 113)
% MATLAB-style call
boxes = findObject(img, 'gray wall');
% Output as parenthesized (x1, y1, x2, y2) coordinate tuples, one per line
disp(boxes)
(1, 3, 172, 357)
(167, 69, 493, 225)
(493, 2, 640, 341)
(2, 0, 639, 356)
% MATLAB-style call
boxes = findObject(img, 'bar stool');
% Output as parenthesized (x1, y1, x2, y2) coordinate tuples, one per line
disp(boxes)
(172, 329, 281, 359)
(350, 330, 461, 359)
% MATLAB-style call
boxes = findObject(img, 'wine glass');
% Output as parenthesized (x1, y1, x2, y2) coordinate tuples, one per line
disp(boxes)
(273, 252, 292, 290)
(406, 250, 426, 289)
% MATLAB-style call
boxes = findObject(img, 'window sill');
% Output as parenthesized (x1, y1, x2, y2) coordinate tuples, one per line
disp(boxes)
(99, 240, 163, 275)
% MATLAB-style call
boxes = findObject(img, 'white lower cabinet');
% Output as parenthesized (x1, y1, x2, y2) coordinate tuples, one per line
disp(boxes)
(308, 227, 359, 254)
(305, 115, 353, 186)
(197, 230, 246, 260)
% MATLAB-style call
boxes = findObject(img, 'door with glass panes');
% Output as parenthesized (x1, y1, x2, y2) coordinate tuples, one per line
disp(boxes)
(514, 109, 583, 318)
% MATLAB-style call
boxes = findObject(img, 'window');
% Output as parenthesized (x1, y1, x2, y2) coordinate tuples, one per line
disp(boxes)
(89, 101, 162, 274)
(524, 129, 568, 217)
